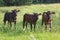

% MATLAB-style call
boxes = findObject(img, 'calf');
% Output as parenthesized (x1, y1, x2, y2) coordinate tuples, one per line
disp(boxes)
(3, 9, 20, 28)
(23, 13, 41, 31)
(42, 11, 55, 32)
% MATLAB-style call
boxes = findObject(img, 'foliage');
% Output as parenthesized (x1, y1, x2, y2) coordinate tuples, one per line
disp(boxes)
(0, 0, 59, 6)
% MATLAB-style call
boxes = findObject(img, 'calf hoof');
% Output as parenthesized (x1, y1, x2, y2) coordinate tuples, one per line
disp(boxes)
(50, 30, 52, 32)
(23, 28, 26, 31)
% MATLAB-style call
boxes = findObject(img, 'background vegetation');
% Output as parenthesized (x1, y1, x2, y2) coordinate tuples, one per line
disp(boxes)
(0, 0, 60, 6)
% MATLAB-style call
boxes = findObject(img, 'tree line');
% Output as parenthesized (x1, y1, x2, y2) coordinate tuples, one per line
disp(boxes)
(0, 0, 60, 6)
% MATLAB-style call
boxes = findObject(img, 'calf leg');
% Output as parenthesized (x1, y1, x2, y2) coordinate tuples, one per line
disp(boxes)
(14, 21, 16, 29)
(45, 23, 47, 31)
(30, 24, 32, 32)
(26, 22, 27, 29)
(4, 20, 6, 25)
(34, 23, 36, 32)
(8, 21, 10, 27)
(23, 20, 25, 29)
(10, 22, 12, 29)
(50, 22, 52, 32)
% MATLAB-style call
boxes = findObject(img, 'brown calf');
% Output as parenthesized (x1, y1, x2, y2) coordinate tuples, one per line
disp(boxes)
(42, 11, 55, 32)
(23, 13, 41, 31)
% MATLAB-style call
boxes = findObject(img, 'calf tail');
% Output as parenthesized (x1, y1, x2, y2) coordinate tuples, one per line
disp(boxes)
(41, 15, 44, 26)
(3, 14, 6, 25)
(23, 16, 25, 29)
(41, 19, 43, 26)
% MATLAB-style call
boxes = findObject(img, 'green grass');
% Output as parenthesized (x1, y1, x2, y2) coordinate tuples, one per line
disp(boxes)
(0, 3, 60, 40)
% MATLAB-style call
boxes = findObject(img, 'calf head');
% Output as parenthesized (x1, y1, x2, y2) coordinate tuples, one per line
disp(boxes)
(47, 11, 55, 15)
(33, 13, 41, 16)
(46, 11, 52, 19)
(33, 13, 41, 21)
(46, 11, 55, 20)
(12, 9, 20, 16)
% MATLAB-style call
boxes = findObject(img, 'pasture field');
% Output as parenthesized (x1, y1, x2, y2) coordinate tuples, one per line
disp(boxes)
(0, 3, 60, 40)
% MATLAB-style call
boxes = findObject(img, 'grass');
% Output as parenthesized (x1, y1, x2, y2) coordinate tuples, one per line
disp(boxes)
(0, 3, 60, 40)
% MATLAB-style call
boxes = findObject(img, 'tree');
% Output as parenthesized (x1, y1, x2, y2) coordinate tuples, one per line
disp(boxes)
(3, 0, 15, 6)
(0, 0, 4, 6)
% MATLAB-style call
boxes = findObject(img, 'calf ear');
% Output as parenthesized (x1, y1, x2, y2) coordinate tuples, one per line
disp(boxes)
(11, 10, 14, 12)
(33, 13, 37, 15)
(52, 12, 55, 14)
(43, 12, 46, 14)
(17, 10, 20, 12)
(38, 13, 41, 15)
